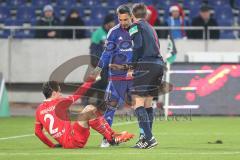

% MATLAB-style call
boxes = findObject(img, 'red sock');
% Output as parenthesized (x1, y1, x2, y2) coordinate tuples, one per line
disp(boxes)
(88, 116, 114, 142)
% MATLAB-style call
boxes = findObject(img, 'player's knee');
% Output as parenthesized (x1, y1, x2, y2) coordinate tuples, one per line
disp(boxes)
(78, 105, 98, 121)
(132, 97, 145, 108)
(144, 97, 153, 107)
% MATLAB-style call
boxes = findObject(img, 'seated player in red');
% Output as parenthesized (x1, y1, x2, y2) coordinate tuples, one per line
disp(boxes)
(34, 79, 134, 148)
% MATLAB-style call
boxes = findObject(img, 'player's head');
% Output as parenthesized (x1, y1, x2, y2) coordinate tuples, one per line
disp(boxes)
(116, 5, 132, 29)
(132, 3, 147, 20)
(42, 81, 61, 99)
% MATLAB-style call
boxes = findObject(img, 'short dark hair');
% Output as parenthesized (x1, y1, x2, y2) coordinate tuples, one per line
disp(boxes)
(116, 5, 132, 15)
(42, 81, 60, 99)
(132, 3, 147, 18)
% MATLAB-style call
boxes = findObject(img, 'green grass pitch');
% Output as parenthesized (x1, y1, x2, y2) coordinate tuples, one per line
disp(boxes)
(0, 116, 240, 160)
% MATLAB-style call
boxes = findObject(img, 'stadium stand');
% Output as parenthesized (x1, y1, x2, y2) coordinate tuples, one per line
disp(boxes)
(0, 0, 239, 38)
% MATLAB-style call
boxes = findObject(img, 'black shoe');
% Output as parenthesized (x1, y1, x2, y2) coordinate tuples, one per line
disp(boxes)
(131, 134, 145, 148)
(146, 137, 158, 149)
(132, 137, 158, 149)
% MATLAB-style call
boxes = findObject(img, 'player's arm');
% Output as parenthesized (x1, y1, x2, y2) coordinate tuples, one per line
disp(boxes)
(65, 31, 116, 103)
(56, 73, 96, 107)
(108, 64, 130, 70)
(89, 43, 112, 81)
(95, 30, 116, 74)
(129, 24, 143, 65)
(66, 80, 94, 103)
(97, 49, 111, 70)
(34, 115, 57, 148)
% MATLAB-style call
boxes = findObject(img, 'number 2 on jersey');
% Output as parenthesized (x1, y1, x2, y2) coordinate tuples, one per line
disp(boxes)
(44, 114, 59, 135)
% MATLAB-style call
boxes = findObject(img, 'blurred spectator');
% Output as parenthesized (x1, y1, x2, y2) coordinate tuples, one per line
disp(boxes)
(35, 5, 61, 38)
(62, 9, 86, 39)
(166, 5, 188, 39)
(90, 14, 115, 67)
(189, 5, 219, 39)
(230, 0, 235, 8)
(146, 6, 168, 39)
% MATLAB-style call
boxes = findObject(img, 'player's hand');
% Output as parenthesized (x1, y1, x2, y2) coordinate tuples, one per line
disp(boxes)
(109, 64, 124, 70)
(109, 64, 129, 70)
(127, 69, 134, 78)
(87, 73, 99, 82)
(87, 73, 98, 81)
(53, 144, 62, 148)
(87, 67, 102, 82)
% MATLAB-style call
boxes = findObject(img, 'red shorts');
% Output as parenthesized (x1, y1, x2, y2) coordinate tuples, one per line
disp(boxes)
(62, 122, 90, 149)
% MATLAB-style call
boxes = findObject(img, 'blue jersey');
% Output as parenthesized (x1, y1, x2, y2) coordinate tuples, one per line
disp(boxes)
(98, 24, 133, 79)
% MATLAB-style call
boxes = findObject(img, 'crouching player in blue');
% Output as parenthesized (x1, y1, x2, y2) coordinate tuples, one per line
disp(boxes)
(94, 5, 134, 147)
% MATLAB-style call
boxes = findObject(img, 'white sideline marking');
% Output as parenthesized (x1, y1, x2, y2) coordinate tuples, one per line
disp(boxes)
(0, 151, 239, 156)
(1, 120, 239, 141)
(0, 134, 34, 140)
(0, 121, 137, 141)
(1, 131, 239, 141)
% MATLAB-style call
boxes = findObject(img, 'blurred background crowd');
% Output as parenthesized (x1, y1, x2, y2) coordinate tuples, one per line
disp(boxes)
(0, 0, 239, 39)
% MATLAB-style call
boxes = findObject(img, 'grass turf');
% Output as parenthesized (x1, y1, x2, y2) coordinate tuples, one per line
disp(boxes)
(0, 116, 240, 160)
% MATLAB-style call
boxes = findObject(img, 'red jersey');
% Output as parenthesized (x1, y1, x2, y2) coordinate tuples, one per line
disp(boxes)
(34, 81, 93, 148)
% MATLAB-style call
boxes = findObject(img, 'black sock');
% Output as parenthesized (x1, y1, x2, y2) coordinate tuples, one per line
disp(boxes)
(135, 106, 152, 140)
(146, 107, 154, 131)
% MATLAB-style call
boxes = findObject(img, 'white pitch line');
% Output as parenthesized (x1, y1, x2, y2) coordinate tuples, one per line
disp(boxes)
(0, 151, 239, 156)
(0, 121, 137, 141)
(0, 134, 34, 140)
(154, 132, 240, 136)
(1, 121, 238, 141)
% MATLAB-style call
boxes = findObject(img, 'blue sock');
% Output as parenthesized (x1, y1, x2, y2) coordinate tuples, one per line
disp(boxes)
(146, 107, 154, 131)
(104, 107, 116, 127)
(135, 106, 152, 140)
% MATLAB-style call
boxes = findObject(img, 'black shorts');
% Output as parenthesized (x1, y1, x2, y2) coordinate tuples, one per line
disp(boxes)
(131, 58, 164, 97)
